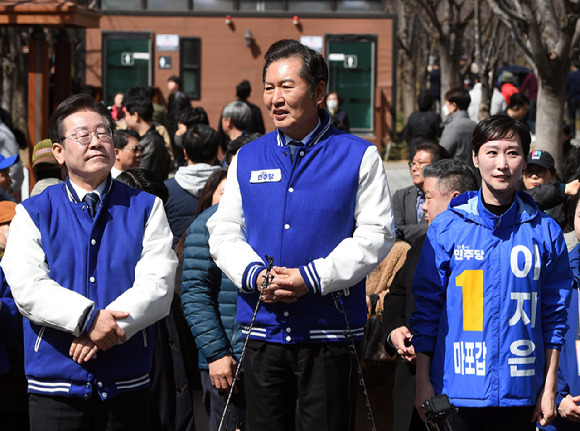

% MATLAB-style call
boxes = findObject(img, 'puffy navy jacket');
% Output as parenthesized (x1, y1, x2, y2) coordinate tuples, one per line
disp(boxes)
(181, 205, 242, 369)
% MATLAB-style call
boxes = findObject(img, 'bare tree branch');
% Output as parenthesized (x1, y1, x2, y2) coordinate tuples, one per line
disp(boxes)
(488, 0, 534, 58)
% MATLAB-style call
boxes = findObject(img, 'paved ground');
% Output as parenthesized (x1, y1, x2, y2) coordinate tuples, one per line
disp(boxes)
(384, 160, 412, 194)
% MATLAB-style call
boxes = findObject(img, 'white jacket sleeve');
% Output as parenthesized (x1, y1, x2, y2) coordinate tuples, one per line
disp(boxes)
(1, 205, 95, 336)
(305, 145, 396, 295)
(106, 197, 177, 340)
(208, 146, 395, 296)
(208, 155, 264, 291)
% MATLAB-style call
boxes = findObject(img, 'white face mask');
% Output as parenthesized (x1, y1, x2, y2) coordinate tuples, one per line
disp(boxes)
(327, 100, 339, 112)
(441, 103, 450, 118)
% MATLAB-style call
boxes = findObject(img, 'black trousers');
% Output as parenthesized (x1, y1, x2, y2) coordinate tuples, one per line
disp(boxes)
(200, 369, 246, 431)
(446, 406, 536, 431)
(244, 341, 358, 431)
(28, 388, 151, 431)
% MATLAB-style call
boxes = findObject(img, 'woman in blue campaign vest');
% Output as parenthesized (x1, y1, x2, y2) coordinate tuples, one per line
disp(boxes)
(410, 115, 572, 430)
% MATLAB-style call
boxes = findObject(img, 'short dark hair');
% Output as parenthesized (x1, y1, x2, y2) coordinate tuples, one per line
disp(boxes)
(196, 169, 228, 217)
(123, 95, 154, 122)
(415, 142, 450, 163)
(113, 129, 140, 150)
(236, 80, 251, 100)
(168, 76, 182, 87)
(115, 167, 169, 204)
(194, 107, 209, 126)
(507, 93, 529, 109)
(49, 93, 114, 144)
(178, 106, 208, 128)
(417, 91, 434, 112)
(222, 101, 251, 131)
(124, 86, 148, 99)
(445, 87, 471, 111)
(262, 39, 328, 97)
(423, 159, 478, 195)
(472, 115, 531, 156)
(177, 106, 203, 129)
(225, 132, 262, 167)
(183, 124, 220, 164)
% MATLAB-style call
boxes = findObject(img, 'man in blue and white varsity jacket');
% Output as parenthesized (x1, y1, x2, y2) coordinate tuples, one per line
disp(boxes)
(208, 39, 395, 431)
(1, 94, 177, 430)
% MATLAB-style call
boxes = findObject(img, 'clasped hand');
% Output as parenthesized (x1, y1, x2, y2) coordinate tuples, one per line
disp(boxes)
(391, 326, 416, 364)
(69, 309, 129, 364)
(257, 266, 308, 304)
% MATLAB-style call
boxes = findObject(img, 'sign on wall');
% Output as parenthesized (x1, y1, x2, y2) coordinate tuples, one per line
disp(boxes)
(159, 56, 172, 69)
(156, 34, 179, 52)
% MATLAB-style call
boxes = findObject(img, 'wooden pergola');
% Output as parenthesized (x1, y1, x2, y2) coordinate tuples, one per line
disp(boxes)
(0, 1, 100, 178)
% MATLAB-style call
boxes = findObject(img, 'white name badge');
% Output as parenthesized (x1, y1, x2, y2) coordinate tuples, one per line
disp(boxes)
(250, 169, 282, 184)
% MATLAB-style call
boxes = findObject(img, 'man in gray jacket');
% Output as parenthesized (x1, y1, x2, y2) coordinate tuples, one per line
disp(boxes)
(440, 88, 478, 180)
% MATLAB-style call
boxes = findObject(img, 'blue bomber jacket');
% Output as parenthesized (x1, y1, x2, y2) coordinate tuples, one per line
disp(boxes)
(1, 178, 177, 400)
(410, 190, 572, 408)
(208, 110, 395, 344)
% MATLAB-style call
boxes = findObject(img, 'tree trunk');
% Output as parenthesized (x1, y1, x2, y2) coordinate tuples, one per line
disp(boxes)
(536, 72, 566, 175)
(401, 55, 417, 122)
(438, 43, 452, 110)
(12, 29, 28, 141)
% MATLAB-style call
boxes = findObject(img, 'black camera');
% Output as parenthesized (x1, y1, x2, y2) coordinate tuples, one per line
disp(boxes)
(422, 394, 458, 431)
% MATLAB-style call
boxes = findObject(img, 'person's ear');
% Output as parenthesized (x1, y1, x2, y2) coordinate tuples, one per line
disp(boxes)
(314, 81, 326, 106)
(114, 148, 121, 162)
(472, 149, 479, 169)
(53, 141, 65, 165)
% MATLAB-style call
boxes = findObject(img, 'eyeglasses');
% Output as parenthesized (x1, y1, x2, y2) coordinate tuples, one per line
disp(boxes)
(408, 160, 429, 169)
(122, 145, 143, 153)
(62, 127, 113, 146)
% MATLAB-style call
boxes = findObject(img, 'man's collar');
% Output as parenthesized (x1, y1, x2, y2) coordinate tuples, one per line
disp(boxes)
(66, 175, 111, 203)
(276, 109, 332, 148)
(281, 118, 321, 145)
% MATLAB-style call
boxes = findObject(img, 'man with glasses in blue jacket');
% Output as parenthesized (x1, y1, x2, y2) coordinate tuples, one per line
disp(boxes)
(1, 93, 177, 430)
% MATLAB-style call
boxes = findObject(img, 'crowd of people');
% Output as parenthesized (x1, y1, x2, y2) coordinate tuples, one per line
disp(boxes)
(0, 38, 579, 431)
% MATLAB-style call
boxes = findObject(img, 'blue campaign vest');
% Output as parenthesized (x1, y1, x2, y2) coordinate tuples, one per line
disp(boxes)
(235, 122, 373, 343)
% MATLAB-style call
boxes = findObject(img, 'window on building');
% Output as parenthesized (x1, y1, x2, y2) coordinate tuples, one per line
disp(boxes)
(337, 0, 383, 11)
(180, 38, 201, 100)
(193, 0, 233, 10)
(101, 0, 143, 10)
(148, 0, 190, 10)
(239, 0, 284, 11)
(287, 1, 333, 11)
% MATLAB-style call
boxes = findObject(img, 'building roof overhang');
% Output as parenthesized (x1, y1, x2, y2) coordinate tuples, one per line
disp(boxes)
(0, 0, 101, 28)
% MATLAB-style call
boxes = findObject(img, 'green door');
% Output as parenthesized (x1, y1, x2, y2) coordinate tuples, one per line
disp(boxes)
(103, 32, 152, 106)
(326, 35, 376, 133)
